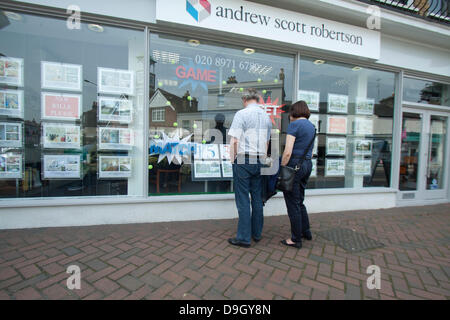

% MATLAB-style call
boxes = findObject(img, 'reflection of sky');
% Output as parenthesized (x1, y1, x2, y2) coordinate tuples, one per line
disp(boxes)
(299, 59, 395, 104)
(150, 34, 294, 107)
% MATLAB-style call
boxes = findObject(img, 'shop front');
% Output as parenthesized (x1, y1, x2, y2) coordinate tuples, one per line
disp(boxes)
(0, 0, 448, 229)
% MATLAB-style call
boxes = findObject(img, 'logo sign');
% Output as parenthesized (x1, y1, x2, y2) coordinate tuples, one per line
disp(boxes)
(259, 96, 285, 130)
(186, 0, 211, 22)
(157, 0, 380, 60)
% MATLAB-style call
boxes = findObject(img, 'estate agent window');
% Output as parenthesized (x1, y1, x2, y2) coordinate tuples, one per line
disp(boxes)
(0, 11, 146, 198)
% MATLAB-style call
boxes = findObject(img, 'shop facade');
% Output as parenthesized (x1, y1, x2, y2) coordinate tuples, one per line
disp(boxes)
(0, 0, 449, 229)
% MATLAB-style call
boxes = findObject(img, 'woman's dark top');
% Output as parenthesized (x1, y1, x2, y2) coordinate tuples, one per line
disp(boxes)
(286, 118, 316, 159)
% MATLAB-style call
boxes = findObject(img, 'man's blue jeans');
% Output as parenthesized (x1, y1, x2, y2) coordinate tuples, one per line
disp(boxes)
(233, 158, 263, 244)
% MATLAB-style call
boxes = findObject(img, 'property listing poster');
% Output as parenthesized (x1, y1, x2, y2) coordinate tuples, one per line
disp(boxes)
(0, 122, 22, 148)
(193, 160, 222, 179)
(41, 61, 82, 91)
(0, 153, 22, 179)
(99, 156, 132, 178)
(42, 123, 81, 149)
(0, 57, 24, 87)
(327, 116, 347, 134)
(98, 127, 133, 150)
(354, 139, 373, 155)
(41, 92, 82, 121)
(98, 97, 133, 123)
(325, 159, 346, 176)
(98, 67, 135, 95)
(0, 89, 24, 118)
(326, 137, 347, 156)
(328, 94, 348, 114)
(43, 154, 81, 179)
(354, 117, 373, 135)
(355, 98, 375, 115)
(353, 159, 372, 176)
(310, 158, 317, 177)
(298, 90, 320, 111)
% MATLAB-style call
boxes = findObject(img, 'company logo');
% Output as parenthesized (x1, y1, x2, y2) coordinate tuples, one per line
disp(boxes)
(186, 0, 211, 22)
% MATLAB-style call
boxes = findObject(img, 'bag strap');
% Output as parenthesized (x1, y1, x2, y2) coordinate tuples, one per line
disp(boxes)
(294, 129, 316, 171)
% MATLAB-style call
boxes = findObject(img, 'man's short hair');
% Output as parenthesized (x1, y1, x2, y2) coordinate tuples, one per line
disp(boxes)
(241, 88, 260, 102)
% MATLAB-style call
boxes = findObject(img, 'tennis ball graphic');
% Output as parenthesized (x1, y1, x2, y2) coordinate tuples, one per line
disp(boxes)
(276, 129, 280, 134)
(239, 88, 244, 92)
(231, 69, 236, 73)
(166, 101, 171, 105)
(158, 81, 163, 87)
(262, 90, 267, 94)
(222, 80, 227, 85)
(187, 96, 192, 101)
(173, 122, 178, 127)
(202, 139, 206, 144)
(274, 79, 279, 83)
(148, 165, 153, 170)
(193, 124, 198, 129)
(257, 78, 262, 82)
(154, 135, 160, 139)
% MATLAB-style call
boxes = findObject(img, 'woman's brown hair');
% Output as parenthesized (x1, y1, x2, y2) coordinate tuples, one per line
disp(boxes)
(290, 100, 311, 119)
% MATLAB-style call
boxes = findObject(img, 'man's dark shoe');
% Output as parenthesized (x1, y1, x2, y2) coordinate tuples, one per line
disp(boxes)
(252, 237, 261, 243)
(228, 238, 251, 248)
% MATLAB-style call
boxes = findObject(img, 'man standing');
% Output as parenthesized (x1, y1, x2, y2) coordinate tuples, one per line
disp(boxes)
(228, 89, 272, 248)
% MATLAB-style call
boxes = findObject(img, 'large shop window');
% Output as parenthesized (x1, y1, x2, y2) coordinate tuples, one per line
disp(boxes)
(0, 11, 146, 198)
(148, 34, 294, 195)
(299, 57, 396, 189)
(403, 77, 450, 107)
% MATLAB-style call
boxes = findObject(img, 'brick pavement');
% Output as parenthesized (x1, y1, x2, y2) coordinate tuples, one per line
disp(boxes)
(0, 203, 449, 300)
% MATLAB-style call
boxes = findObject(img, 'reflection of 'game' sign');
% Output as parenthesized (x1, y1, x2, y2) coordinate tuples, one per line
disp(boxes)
(175, 66, 216, 82)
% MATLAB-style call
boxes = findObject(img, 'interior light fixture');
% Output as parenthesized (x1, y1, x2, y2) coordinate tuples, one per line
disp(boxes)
(187, 39, 200, 47)
(4, 11, 22, 21)
(243, 48, 255, 55)
(313, 59, 325, 65)
(88, 24, 104, 33)
(352, 66, 362, 71)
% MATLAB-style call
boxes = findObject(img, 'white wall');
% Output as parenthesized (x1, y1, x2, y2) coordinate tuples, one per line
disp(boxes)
(379, 35, 450, 78)
(0, 192, 397, 229)
(11, 0, 156, 23)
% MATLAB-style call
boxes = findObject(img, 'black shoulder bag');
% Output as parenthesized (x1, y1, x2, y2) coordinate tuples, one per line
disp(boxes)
(276, 129, 316, 192)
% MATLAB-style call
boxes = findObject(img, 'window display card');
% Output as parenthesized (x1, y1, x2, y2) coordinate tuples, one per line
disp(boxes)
(327, 116, 347, 134)
(41, 61, 82, 91)
(98, 127, 133, 150)
(41, 92, 82, 121)
(98, 67, 135, 96)
(298, 90, 320, 111)
(194, 144, 220, 160)
(326, 137, 346, 156)
(42, 123, 81, 149)
(221, 160, 233, 178)
(0, 89, 24, 118)
(311, 158, 317, 177)
(356, 98, 375, 115)
(313, 136, 318, 156)
(220, 144, 231, 160)
(0, 122, 22, 148)
(309, 114, 319, 130)
(354, 117, 373, 135)
(193, 160, 222, 179)
(353, 159, 372, 176)
(0, 153, 22, 179)
(0, 57, 24, 87)
(325, 159, 346, 176)
(43, 154, 81, 179)
(99, 156, 132, 178)
(354, 139, 373, 155)
(98, 97, 133, 123)
(328, 94, 348, 114)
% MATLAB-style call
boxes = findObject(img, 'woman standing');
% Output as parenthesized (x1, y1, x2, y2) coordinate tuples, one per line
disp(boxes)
(280, 101, 316, 249)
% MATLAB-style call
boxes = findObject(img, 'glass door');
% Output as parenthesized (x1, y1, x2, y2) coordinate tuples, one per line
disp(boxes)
(399, 108, 449, 200)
